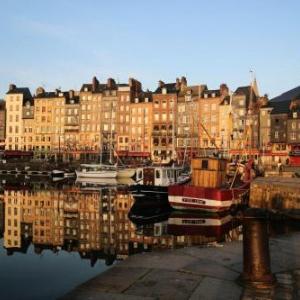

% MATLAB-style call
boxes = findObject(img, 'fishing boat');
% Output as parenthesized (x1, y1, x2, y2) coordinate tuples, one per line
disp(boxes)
(168, 157, 250, 213)
(75, 163, 117, 179)
(130, 165, 190, 197)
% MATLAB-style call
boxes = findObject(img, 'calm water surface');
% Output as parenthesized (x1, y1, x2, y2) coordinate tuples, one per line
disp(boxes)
(0, 176, 299, 300)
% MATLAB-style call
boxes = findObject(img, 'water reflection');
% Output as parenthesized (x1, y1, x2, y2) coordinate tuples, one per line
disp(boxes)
(0, 177, 245, 267)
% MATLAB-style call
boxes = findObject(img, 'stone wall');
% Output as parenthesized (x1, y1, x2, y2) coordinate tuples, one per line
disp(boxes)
(250, 177, 300, 211)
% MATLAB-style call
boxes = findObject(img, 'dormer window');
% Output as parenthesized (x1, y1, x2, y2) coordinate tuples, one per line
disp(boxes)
(59, 92, 64, 97)
(84, 87, 88, 92)
(162, 88, 167, 94)
(145, 97, 149, 103)
(135, 98, 138, 103)
(25, 101, 31, 108)
(212, 93, 215, 98)
(70, 100, 74, 104)
(293, 112, 297, 118)
(204, 94, 208, 98)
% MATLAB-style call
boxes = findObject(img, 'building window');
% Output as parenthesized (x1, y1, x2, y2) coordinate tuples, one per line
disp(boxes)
(275, 131, 279, 139)
(291, 132, 296, 140)
(293, 112, 297, 118)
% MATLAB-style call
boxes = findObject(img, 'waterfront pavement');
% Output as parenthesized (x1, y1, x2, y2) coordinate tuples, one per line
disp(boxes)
(62, 232, 300, 300)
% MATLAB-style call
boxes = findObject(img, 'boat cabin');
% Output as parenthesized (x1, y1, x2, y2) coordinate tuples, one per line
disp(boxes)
(191, 157, 227, 188)
(135, 166, 183, 186)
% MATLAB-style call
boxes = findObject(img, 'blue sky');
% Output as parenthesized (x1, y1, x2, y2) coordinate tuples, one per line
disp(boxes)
(0, 0, 299, 98)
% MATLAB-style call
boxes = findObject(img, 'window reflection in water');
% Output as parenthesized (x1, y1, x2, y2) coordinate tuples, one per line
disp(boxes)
(0, 179, 244, 267)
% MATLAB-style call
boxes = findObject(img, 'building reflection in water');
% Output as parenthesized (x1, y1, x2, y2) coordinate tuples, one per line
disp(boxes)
(0, 180, 244, 267)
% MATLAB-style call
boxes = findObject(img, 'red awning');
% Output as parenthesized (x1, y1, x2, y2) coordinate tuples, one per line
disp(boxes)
(4, 150, 34, 157)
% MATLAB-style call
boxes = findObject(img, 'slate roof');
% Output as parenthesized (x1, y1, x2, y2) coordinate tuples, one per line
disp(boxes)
(269, 100, 291, 114)
(234, 86, 251, 96)
(270, 86, 300, 102)
(65, 95, 80, 105)
(35, 92, 57, 98)
(80, 82, 128, 92)
(202, 89, 221, 97)
(6, 87, 32, 102)
(154, 83, 177, 94)
(80, 83, 106, 93)
(131, 91, 153, 103)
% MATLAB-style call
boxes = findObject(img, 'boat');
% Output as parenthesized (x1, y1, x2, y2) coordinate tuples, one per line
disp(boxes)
(168, 157, 251, 213)
(52, 169, 75, 178)
(130, 165, 190, 198)
(116, 167, 136, 178)
(75, 163, 117, 179)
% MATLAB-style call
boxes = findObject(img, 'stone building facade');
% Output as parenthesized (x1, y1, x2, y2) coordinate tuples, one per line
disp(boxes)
(0, 100, 6, 149)
(5, 85, 32, 151)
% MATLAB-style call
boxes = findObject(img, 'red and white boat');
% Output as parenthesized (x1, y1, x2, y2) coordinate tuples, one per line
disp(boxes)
(168, 183, 249, 212)
(168, 157, 251, 213)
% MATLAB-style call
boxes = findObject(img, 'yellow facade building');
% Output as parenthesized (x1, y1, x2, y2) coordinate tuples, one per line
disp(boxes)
(129, 94, 153, 157)
(5, 85, 32, 151)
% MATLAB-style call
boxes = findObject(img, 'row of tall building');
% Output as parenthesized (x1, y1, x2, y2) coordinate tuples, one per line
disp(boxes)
(2, 76, 300, 165)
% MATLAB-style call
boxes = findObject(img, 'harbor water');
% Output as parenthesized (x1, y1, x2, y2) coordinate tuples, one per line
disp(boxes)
(0, 176, 299, 299)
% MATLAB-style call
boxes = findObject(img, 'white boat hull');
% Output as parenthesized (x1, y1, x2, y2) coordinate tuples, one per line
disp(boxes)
(117, 168, 136, 178)
(76, 177, 118, 186)
(75, 170, 117, 178)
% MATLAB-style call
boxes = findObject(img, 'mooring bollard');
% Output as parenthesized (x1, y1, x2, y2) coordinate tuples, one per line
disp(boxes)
(240, 208, 276, 288)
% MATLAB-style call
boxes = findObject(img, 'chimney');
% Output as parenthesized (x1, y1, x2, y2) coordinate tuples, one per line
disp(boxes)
(107, 78, 116, 89)
(36, 87, 45, 96)
(158, 80, 165, 88)
(181, 76, 187, 86)
(9, 84, 16, 92)
(69, 90, 75, 99)
(92, 76, 99, 92)
(175, 78, 180, 90)
(220, 84, 229, 97)
(180, 76, 187, 91)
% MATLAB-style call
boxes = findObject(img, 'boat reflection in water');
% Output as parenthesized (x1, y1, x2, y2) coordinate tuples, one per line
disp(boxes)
(167, 211, 242, 244)
(0, 176, 243, 270)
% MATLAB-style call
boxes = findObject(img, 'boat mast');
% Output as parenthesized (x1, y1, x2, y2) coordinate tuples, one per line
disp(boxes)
(109, 102, 113, 164)
(172, 97, 176, 162)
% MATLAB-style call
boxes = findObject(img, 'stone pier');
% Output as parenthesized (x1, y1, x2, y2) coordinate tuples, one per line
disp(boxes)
(62, 232, 300, 300)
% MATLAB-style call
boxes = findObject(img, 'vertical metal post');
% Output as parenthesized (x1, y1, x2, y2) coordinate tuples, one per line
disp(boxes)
(240, 208, 276, 288)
